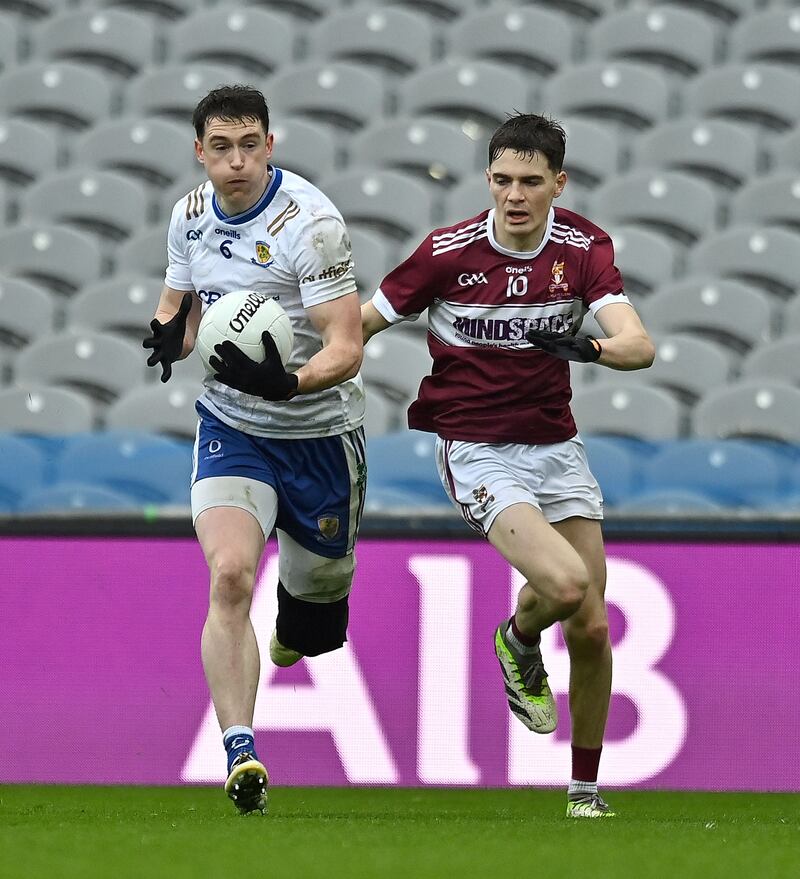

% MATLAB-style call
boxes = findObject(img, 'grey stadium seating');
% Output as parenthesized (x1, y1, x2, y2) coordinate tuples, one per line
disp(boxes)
(266, 61, 386, 131)
(559, 117, 622, 188)
(348, 225, 396, 297)
(571, 384, 684, 440)
(115, 228, 167, 279)
(728, 8, 800, 66)
(105, 381, 202, 440)
(369, 0, 484, 20)
(19, 169, 149, 241)
(785, 295, 800, 335)
(446, 5, 577, 75)
(525, 0, 619, 23)
(641, 276, 774, 351)
(740, 335, 800, 386)
(270, 117, 337, 183)
(82, 0, 207, 21)
(361, 332, 433, 402)
(0, 61, 113, 130)
(30, 8, 158, 76)
(0, 14, 17, 71)
(72, 117, 196, 186)
(586, 6, 718, 75)
(647, 0, 759, 25)
(692, 381, 800, 444)
(603, 225, 680, 295)
(0, 118, 59, 185)
(0, 224, 102, 294)
(770, 127, 800, 172)
(542, 61, 671, 130)
(246, 0, 347, 21)
(362, 383, 400, 438)
(587, 170, 719, 245)
(66, 275, 162, 341)
(307, 6, 435, 74)
(167, 7, 296, 77)
(0, 385, 95, 434)
(0, 276, 56, 377)
(348, 117, 482, 188)
(14, 330, 147, 403)
(442, 178, 493, 227)
(632, 117, 759, 188)
(729, 172, 800, 233)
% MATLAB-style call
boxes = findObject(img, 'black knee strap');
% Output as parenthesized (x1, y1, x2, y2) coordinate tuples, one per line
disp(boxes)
(275, 580, 349, 657)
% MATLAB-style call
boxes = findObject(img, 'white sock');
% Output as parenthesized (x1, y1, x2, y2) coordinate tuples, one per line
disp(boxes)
(569, 779, 598, 797)
(505, 622, 540, 655)
(222, 725, 254, 747)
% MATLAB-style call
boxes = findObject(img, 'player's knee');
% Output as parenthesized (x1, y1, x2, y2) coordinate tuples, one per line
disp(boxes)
(543, 565, 589, 617)
(564, 617, 610, 658)
(209, 553, 257, 609)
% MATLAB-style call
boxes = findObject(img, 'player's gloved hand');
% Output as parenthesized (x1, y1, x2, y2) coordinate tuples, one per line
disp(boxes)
(142, 292, 193, 383)
(209, 331, 299, 401)
(525, 329, 602, 363)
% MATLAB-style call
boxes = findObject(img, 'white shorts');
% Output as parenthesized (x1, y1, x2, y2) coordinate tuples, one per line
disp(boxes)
(435, 435, 603, 536)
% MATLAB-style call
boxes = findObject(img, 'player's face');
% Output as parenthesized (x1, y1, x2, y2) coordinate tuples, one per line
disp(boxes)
(196, 116, 274, 215)
(487, 149, 566, 251)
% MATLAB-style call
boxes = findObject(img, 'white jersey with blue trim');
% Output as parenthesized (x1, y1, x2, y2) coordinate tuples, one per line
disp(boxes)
(165, 167, 364, 439)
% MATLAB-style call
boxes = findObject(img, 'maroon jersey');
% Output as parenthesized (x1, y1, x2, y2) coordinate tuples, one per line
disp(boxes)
(372, 206, 628, 443)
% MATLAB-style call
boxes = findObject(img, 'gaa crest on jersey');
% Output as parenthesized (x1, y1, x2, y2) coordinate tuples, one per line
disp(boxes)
(251, 240, 274, 268)
(548, 259, 569, 295)
(317, 515, 340, 540)
(472, 484, 495, 512)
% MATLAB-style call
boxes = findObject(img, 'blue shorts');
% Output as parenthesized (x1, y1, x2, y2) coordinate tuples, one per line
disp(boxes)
(192, 403, 367, 558)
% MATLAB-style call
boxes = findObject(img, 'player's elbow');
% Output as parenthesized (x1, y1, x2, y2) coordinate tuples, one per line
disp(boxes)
(639, 334, 656, 369)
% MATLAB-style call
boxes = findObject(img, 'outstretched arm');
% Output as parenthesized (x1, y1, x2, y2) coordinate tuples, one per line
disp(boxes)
(361, 301, 392, 344)
(592, 302, 655, 371)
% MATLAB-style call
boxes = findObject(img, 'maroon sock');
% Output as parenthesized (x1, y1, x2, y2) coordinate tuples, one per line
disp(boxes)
(571, 746, 602, 783)
(510, 615, 539, 647)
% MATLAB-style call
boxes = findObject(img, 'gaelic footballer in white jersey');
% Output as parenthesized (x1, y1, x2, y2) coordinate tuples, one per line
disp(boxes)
(165, 166, 365, 439)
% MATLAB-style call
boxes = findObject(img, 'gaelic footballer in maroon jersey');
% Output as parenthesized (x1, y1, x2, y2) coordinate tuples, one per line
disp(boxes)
(372, 205, 629, 444)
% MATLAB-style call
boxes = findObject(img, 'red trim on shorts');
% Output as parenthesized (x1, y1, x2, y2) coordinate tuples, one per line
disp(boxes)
(443, 439, 485, 536)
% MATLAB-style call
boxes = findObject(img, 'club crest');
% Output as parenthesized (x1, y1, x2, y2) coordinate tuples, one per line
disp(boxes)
(317, 515, 340, 540)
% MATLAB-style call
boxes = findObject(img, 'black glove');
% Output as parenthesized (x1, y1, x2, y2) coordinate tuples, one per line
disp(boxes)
(526, 329, 602, 363)
(209, 331, 299, 401)
(142, 292, 193, 383)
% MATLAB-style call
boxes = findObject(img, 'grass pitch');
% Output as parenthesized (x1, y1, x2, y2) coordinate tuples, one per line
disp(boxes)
(1, 786, 797, 879)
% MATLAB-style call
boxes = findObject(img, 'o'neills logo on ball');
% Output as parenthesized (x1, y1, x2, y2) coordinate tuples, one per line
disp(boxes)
(229, 292, 269, 333)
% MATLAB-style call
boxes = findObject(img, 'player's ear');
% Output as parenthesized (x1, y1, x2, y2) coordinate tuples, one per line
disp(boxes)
(554, 170, 567, 197)
(195, 139, 205, 165)
(265, 132, 274, 161)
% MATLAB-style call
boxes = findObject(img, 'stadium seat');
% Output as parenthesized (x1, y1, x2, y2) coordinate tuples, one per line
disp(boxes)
(124, 63, 244, 123)
(14, 330, 147, 403)
(0, 276, 56, 373)
(652, 0, 759, 25)
(603, 225, 680, 295)
(54, 431, 192, 505)
(0, 61, 113, 131)
(398, 60, 530, 131)
(587, 170, 718, 245)
(586, 6, 717, 75)
(571, 384, 684, 440)
(442, 177, 492, 227)
(688, 225, 800, 299)
(72, 116, 196, 186)
(17, 481, 140, 513)
(158, 172, 208, 220)
(82, 0, 206, 21)
(167, 7, 295, 76)
(785, 295, 800, 335)
(631, 117, 759, 189)
(0, 117, 59, 185)
(267, 61, 385, 131)
(366, 430, 448, 503)
(361, 332, 432, 402)
(369, 0, 483, 20)
(581, 435, 638, 506)
(349, 117, 481, 187)
(593, 333, 732, 402)
(684, 64, 800, 131)
(362, 383, 399, 437)
(542, 61, 670, 130)
(66, 275, 161, 341)
(115, 229, 167, 279)
(740, 335, 800, 386)
(641, 276, 773, 351)
(0, 15, 17, 71)
(307, 6, 435, 74)
(559, 117, 621, 188)
(348, 226, 396, 297)
(523, 0, 618, 22)
(447, 6, 576, 75)
(0, 224, 102, 294)
(0, 385, 95, 433)
(246, 0, 345, 21)
(613, 489, 724, 514)
(640, 439, 784, 507)
(270, 117, 337, 183)
(30, 8, 158, 76)
(692, 381, 800, 444)
(0, 0, 68, 18)
(728, 9, 800, 67)
(729, 173, 800, 233)
(318, 169, 435, 241)
(0, 434, 47, 510)
(19, 169, 149, 242)
(769, 126, 800, 173)
(105, 381, 199, 439)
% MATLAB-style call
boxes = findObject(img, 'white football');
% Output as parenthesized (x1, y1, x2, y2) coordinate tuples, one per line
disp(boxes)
(196, 290, 294, 374)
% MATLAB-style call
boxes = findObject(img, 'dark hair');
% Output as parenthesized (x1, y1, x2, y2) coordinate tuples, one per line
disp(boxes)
(488, 113, 567, 172)
(192, 85, 270, 139)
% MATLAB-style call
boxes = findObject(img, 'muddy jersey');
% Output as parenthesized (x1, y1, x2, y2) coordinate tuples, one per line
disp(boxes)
(372, 206, 629, 444)
(165, 167, 364, 438)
